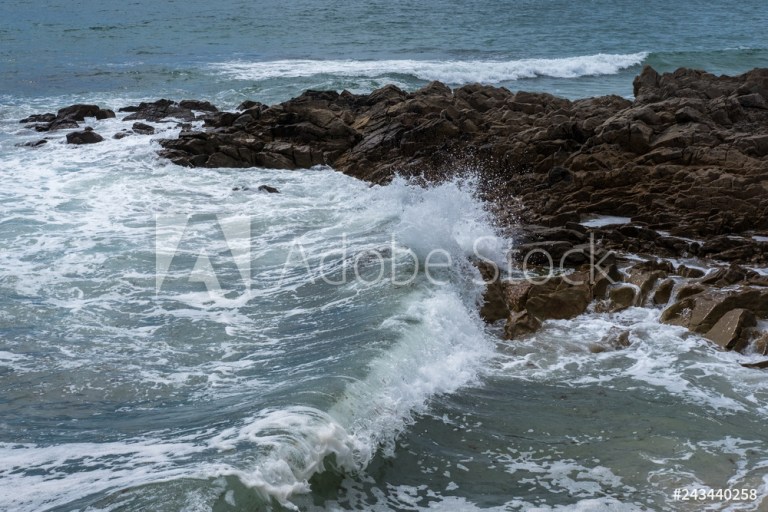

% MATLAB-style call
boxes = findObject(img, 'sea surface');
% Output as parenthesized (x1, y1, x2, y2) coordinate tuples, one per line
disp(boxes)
(2, 1, 768, 510)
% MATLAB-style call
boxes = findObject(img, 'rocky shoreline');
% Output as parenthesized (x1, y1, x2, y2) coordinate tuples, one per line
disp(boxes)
(16, 66, 768, 361)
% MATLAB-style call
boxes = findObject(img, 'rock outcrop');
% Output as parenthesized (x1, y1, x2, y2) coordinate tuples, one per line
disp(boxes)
(66, 128, 104, 145)
(21, 103, 115, 132)
(17, 67, 768, 361)
(154, 66, 768, 264)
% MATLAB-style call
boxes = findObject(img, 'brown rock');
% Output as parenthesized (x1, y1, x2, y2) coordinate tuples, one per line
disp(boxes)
(661, 288, 768, 332)
(751, 331, 768, 355)
(525, 279, 591, 322)
(608, 285, 638, 312)
(504, 310, 541, 339)
(477, 261, 508, 323)
(653, 278, 675, 305)
(704, 308, 756, 351)
(589, 327, 632, 353)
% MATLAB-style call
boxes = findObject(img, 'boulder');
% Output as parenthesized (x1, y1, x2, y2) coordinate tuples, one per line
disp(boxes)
(653, 278, 675, 305)
(66, 129, 104, 144)
(704, 308, 756, 351)
(132, 122, 155, 135)
(661, 288, 768, 332)
(57, 104, 115, 121)
(607, 284, 638, 312)
(121, 99, 196, 122)
(524, 277, 591, 322)
(178, 100, 218, 112)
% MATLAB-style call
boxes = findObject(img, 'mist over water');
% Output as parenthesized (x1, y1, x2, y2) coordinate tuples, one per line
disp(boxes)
(2, 0, 768, 510)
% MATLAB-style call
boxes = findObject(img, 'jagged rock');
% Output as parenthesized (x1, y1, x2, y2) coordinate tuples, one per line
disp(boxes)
(19, 113, 55, 123)
(66, 129, 104, 144)
(661, 288, 768, 333)
(608, 284, 638, 312)
(478, 261, 507, 323)
(121, 99, 196, 122)
(704, 308, 756, 351)
(131, 122, 155, 135)
(178, 100, 218, 112)
(653, 278, 675, 305)
(503, 280, 534, 312)
(237, 100, 266, 111)
(589, 327, 631, 353)
(524, 277, 591, 322)
(57, 104, 115, 121)
(504, 310, 541, 339)
(628, 269, 667, 303)
(752, 332, 768, 355)
(676, 265, 705, 278)
(21, 103, 114, 131)
(150, 67, 768, 266)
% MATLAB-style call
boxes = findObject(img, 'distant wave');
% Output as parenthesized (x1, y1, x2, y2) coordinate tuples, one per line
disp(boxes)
(210, 52, 649, 84)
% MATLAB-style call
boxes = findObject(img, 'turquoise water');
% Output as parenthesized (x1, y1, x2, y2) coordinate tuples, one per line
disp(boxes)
(2, 1, 768, 511)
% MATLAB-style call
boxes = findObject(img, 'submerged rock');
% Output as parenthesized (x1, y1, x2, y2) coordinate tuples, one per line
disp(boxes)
(16, 139, 47, 148)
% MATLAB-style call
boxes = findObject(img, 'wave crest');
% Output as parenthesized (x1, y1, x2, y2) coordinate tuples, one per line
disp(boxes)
(210, 52, 648, 84)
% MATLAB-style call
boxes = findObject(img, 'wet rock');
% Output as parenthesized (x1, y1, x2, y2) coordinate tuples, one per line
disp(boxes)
(150, 66, 768, 267)
(704, 308, 756, 351)
(131, 122, 155, 135)
(178, 100, 218, 112)
(21, 103, 114, 131)
(503, 280, 534, 313)
(19, 113, 55, 123)
(661, 288, 768, 333)
(546, 166, 572, 187)
(676, 265, 705, 279)
(237, 100, 266, 111)
(66, 129, 104, 144)
(653, 278, 675, 305)
(121, 99, 195, 122)
(57, 104, 115, 121)
(628, 269, 667, 303)
(504, 310, 541, 339)
(589, 327, 631, 353)
(524, 277, 591, 322)
(477, 261, 507, 323)
(751, 332, 768, 355)
(676, 283, 706, 301)
(257, 184, 280, 194)
(16, 139, 47, 148)
(608, 284, 638, 312)
(741, 360, 768, 369)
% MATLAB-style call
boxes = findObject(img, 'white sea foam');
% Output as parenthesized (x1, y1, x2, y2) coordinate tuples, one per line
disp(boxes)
(1, 111, 506, 510)
(210, 53, 649, 85)
(197, 177, 503, 508)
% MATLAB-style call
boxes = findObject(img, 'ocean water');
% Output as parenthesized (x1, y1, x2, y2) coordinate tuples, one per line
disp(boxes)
(2, 1, 768, 510)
